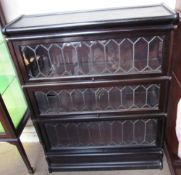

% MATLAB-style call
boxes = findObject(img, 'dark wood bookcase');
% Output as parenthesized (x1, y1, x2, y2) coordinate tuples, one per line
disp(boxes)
(2, 4, 179, 173)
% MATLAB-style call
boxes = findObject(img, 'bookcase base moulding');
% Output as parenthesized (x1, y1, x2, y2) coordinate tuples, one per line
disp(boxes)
(2, 4, 178, 172)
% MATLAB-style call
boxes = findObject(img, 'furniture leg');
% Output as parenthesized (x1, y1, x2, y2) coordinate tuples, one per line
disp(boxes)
(15, 139, 34, 174)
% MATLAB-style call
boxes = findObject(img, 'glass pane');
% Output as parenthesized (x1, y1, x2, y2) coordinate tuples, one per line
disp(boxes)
(135, 86, 146, 108)
(78, 122, 91, 146)
(49, 44, 65, 75)
(46, 91, 59, 113)
(35, 91, 49, 114)
(2, 79, 27, 129)
(35, 45, 51, 76)
(0, 43, 15, 77)
(134, 38, 148, 71)
(0, 40, 27, 130)
(0, 27, 4, 43)
(71, 90, 84, 111)
(59, 90, 72, 112)
(84, 89, 96, 110)
(122, 86, 134, 108)
(63, 44, 76, 75)
(92, 42, 105, 73)
(149, 37, 163, 70)
(99, 121, 112, 145)
(147, 85, 160, 107)
(145, 119, 157, 144)
(77, 42, 91, 74)
(35, 84, 160, 115)
(0, 76, 14, 95)
(21, 35, 164, 80)
(112, 121, 123, 144)
(106, 40, 119, 72)
(120, 39, 133, 72)
(109, 87, 122, 109)
(0, 122, 5, 133)
(123, 121, 133, 144)
(66, 123, 80, 146)
(134, 120, 145, 143)
(22, 46, 39, 78)
(96, 88, 109, 109)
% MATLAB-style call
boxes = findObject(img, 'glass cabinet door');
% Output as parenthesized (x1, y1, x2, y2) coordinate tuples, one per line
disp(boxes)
(41, 117, 163, 151)
(19, 35, 164, 80)
(0, 33, 27, 132)
(31, 83, 161, 116)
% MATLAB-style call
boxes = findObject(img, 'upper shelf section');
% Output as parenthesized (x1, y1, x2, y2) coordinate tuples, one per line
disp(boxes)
(2, 4, 179, 36)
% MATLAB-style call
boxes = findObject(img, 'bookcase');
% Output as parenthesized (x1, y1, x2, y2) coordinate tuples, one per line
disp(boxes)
(2, 4, 178, 172)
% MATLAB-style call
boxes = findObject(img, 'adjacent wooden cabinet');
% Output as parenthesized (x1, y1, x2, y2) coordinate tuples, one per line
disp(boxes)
(2, 4, 179, 172)
(165, 17, 181, 175)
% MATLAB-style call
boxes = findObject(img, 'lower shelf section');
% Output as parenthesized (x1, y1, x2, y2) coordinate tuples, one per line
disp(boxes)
(38, 116, 164, 152)
(46, 148, 163, 172)
(34, 114, 165, 172)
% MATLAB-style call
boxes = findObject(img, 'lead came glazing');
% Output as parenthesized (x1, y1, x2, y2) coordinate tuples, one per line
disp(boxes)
(35, 84, 160, 114)
(45, 119, 158, 148)
(21, 36, 163, 79)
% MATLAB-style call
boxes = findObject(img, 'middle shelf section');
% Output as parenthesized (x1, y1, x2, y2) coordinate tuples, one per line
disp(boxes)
(24, 78, 168, 118)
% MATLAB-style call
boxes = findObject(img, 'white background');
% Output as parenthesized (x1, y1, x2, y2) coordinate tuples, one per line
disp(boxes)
(1, 0, 176, 23)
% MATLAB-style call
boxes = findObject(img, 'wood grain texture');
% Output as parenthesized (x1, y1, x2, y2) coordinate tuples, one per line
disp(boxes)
(165, 19, 181, 175)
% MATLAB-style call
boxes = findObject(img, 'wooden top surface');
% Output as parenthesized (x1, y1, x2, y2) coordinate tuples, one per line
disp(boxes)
(2, 4, 178, 36)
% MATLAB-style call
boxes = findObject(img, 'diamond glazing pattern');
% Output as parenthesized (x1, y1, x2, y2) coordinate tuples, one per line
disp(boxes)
(45, 119, 158, 148)
(21, 36, 164, 79)
(35, 84, 160, 114)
